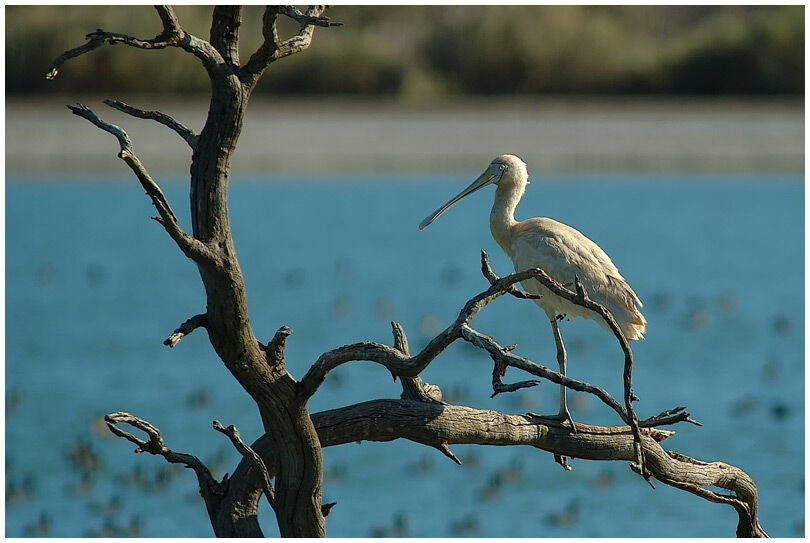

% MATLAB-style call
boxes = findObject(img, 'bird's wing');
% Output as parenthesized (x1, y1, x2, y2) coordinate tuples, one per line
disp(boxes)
(510, 217, 621, 287)
(510, 218, 646, 338)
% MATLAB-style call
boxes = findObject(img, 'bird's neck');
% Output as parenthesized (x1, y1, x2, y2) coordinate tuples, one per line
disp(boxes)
(490, 183, 522, 252)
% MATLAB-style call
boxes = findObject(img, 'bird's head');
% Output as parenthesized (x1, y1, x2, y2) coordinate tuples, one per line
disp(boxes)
(419, 154, 529, 230)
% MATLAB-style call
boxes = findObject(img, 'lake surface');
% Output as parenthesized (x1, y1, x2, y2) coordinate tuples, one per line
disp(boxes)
(5, 174, 804, 537)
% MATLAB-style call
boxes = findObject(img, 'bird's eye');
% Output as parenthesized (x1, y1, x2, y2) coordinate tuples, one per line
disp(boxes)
(495, 163, 505, 171)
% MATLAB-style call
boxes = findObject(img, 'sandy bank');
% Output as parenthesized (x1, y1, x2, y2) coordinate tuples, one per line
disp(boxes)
(6, 96, 803, 178)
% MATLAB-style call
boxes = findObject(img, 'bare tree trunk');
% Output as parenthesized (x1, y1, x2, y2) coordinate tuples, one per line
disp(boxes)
(50, 6, 766, 538)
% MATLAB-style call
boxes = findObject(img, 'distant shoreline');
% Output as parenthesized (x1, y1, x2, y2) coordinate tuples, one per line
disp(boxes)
(7, 96, 804, 177)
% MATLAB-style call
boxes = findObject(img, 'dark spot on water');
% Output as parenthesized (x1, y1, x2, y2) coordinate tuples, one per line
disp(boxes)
(567, 336, 588, 354)
(571, 393, 592, 414)
(36, 263, 56, 286)
(186, 388, 212, 409)
(770, 401, 790, 421)
(649, 291, 673, 313)
(761, 358, 780, 382)
(771, 315, 792, 336)
(442, 384, 470, 404)
(6, 387, 24, 414)
(730, 396, 758, 417)
(87, 494, 122, 517)
(334, 257, 354, 280)
(406, 452, 435, 477)
(86, 263, 107, 285)
(449, 514, 479, 536)
(325, 462, 348, 482)
(716, 292, 738, 314)
(440, 263, 463, 286)
(6, 472, 35, 504)
(682, 307, 710, 330)
(66, 439, 102, 482)
(369, 511, 409, 537)
(418, 314, 442, 337)
(331, 296, 352, 318)
(374, 299, 396, 320)
(544, 499, 581, 528)
(85, 515, 142, 537)
(206, 448, 228, 479)
(325, 368, 344, 388)
(590, 467, 616, 489)
(462, 449, 481, 470)
(518, 391, 539, 410)
(22, 511, 50, 537)
(282, 267, 305, 289)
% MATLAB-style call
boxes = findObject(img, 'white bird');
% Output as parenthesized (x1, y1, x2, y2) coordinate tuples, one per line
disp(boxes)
(419, 154, 645, 428)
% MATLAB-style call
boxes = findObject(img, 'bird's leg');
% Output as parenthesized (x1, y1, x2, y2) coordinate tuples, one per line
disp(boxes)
(550, 316, 577, 434)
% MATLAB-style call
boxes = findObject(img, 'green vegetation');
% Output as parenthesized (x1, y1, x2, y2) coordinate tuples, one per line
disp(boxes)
(6, 5, 803, 96)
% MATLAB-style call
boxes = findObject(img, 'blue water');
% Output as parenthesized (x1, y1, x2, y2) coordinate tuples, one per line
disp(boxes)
(5, 174, 804, 537)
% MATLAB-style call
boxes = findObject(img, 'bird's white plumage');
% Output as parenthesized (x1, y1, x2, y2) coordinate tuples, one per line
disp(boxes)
(422, 153, 645, 341)
(509, 217, 645, 340)
(420, 153, 645, 422)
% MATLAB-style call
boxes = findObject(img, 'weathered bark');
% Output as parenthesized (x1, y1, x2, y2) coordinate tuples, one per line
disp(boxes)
(51, 5, 338, 537)
(51, 5, 766, 538)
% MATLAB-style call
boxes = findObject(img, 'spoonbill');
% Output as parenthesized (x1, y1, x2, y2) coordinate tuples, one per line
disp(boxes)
(419, 154, 645, 428)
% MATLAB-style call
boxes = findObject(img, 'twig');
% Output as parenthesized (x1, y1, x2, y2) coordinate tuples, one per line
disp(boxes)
(213, 420, 275, 510)
(104, 99, 198, 148)
(104, 412, 224, 499)
(480, 252, 543, 301)
(490, 355, 540, 398)
(241, 6, 340, 87)
(274, 6, 343, 27)
(392, 321, 445, 403)
(300, 253, 693, 440)
(482, 250, 650, 483)
(67, 103, 214, 265)
(46, 6, 225, 82)
(164, 314, 208, 347)
(266, 326, 293, 368)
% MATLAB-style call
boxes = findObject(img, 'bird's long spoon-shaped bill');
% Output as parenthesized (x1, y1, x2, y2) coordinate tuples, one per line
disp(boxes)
(418, 165, 501, 230)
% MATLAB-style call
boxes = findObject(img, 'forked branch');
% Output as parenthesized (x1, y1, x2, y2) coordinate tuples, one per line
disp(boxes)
(104, 99, 198, 148)
(46, 5, 225, 81)
(104, 412, 226, 524)
(300, 253, 691, 432)
(241, 5, 341, 87)
(212, 420, 275, 510)
(105, 401, 762, 538)
(67, 103, 214, 265)
(480, 250, 649, 481)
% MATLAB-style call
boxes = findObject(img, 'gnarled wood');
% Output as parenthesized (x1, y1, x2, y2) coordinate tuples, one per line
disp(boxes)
(53, 6, 765, 538)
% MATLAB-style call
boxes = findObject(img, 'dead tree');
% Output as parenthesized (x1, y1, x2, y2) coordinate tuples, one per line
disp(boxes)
(48, 6, 767, 538)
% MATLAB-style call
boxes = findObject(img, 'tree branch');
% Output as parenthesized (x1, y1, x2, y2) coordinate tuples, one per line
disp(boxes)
(241, 5, 340, 88)
(300, 254, 691, 434)
(210, 6, 242, 65)
(480, 250, 649, 482)
(391, 321, 445, 403)
(164, 314, 208, 348)
(45, 6, 226, 82)
(104, 412, 226, 527)
(104, 99, 198, 148)
(215, 400, 764, 537)
(67, 103, 215, 265)
(212, 420, 275, 510)
(265, 326, 293, 368)
(273, 5, 343, 27)
(298, 262, 541, 398)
